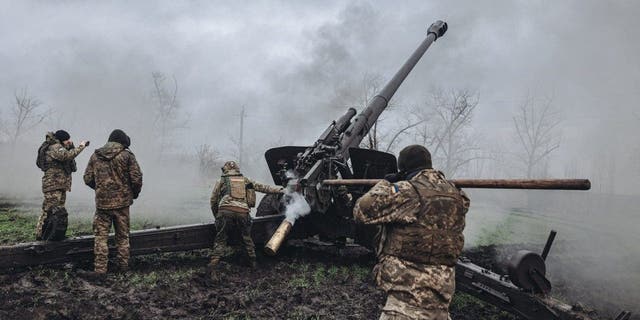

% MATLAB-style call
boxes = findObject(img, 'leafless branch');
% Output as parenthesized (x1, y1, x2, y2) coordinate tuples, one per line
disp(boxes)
(413, 89, 480, 177)
(150, 72, 189, 158)
(7, 88, 48, 145)
(512, 94, 561, 178)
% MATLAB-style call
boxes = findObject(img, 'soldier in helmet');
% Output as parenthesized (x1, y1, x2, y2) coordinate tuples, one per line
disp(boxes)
(83, 129, 143, 275)
(208, 161, 283, 274)
(353, 145, 470, 320)
(35, 130, 89, 241)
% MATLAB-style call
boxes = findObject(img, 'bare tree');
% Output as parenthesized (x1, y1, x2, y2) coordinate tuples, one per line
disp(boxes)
(414, 89, 482, 177)
(195, 144, 222, 183)
(151, 72, 189, 158)
(512, 95, 561, 178)
(350, 73, 422, 152)
(383, 116, 425, 153)
(5, 89, 48, 146)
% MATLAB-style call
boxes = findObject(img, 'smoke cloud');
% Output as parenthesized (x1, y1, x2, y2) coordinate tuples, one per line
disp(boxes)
(282, 171, 311, 225)
(0, 1, 638, 316)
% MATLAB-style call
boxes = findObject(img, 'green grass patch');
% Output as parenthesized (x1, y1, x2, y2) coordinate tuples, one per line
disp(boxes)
(351, 265, 370, 282)
(475, 214, 516, 246)
(125, 271, 161, 288)
(289, 274, 310, 288)
(0, 206, 166, 245)
(451, 292, 516, 320)
(286, 262, 372, 289)
(166, 267, 197, 282)
(0, 208, 37, 244)
(312, 264, 326, 286)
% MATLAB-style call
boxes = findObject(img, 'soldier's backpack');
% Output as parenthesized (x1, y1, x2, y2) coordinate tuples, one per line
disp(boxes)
(41, 207, 69, 241)
(36, 140, 52, 172)
(223, 175, 257, 208)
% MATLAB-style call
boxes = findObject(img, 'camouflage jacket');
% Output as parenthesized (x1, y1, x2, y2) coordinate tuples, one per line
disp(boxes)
(375, 255, 456, 315)
(210, 169, 283, 216)
(41, 133, 85, 193)
(83, 142, 143, 210)
(353, 169, 470, 266)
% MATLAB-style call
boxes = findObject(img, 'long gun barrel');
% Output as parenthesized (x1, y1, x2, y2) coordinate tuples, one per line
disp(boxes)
(338, 21, 447, 159)
(323, 178, 591, 190)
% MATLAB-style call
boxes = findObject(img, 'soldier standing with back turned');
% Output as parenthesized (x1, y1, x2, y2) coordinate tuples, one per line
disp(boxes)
(208, 161, 283, 276)
(83, 129, 142, 275)
(36, 130, 88, 241)
(353, 145, 470, 320)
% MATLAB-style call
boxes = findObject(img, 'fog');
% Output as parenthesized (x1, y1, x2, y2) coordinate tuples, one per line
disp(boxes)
(0, 1, 638, 316)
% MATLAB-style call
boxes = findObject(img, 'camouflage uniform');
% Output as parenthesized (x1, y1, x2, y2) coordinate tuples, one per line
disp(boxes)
(84, 141, 142, 273)
(209, 161, 283, 268)
(36, 132, 85, 240)
(354, 169, 470, 320)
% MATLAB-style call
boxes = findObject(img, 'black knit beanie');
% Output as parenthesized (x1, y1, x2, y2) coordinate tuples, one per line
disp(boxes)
(397, 145, 432, 172)
(108, 129, 131, 148)
(54, 130, 70, 142)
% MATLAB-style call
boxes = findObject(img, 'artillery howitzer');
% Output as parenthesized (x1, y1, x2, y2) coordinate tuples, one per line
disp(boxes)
(0, 21, 629, 320)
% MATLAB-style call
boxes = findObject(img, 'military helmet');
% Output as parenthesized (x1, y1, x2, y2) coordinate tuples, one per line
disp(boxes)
(222, 161, 240, 173)
(397, 144, 432, 172)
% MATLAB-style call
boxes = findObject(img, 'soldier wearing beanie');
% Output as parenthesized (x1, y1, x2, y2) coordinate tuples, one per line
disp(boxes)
(35, 130, 88, 240)
(84, 129, 142, 275)
(354, 145, 470, 320)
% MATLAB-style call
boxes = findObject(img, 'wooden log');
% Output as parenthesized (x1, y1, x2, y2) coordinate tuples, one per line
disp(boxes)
(0, 214, 286, 269)
(323, 178, 591, 190)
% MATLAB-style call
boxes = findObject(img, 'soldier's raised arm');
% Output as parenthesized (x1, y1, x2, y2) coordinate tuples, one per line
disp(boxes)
(247, 178, 283, 194)
(127, 152, 143, 199)
(209, 180, 222, 216)
(353, 179, 420, 225)
(49, 142, 87, 162)
(83, 154, 97, 189)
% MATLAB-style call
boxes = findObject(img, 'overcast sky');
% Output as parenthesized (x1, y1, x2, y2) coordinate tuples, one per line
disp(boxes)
(1, 0, 639, 193)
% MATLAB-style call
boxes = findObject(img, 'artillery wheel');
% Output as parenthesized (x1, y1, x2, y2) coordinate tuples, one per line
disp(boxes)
(507, 250, 549, 293)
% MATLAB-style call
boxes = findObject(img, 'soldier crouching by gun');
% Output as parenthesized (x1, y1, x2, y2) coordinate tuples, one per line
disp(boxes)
(353, 145, 469, 320)
(35, 130, 88, 241)
(207, 161, 283, 278)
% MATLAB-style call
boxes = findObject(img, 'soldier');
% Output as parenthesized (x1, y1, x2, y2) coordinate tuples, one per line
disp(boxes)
(83, 129, 142, 274)
(353, 145, 470, 320)
(208, 161, 283, 274)
(35, 130, 88, 241)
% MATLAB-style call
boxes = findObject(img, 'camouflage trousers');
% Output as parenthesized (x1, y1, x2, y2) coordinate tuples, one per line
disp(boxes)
(93, 207, 130, 274)
(375, 255, 455, 320)
(209, 211, 255, 267)
(36, 190, 67, 240)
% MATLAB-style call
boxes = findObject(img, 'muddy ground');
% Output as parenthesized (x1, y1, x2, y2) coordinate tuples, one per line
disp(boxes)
(0, 242, 522, 320)
(0, 203, 634, 320)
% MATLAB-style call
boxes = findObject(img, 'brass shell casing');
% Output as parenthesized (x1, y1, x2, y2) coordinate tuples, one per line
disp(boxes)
(264, 220, 293, 256)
